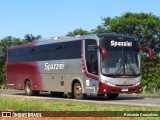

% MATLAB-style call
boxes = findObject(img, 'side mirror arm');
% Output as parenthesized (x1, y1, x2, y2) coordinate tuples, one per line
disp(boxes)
(139, 46, 153, 60)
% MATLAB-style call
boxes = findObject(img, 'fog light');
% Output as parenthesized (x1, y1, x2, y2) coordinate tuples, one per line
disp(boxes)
(104, 89, 106, 92)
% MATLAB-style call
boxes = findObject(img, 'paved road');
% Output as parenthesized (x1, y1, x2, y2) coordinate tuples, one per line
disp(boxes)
(0, 89, 160, 107)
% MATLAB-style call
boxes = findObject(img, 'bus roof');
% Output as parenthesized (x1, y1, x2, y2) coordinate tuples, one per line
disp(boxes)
(9, 33, 136, 50)
(97, 33, 135, 39)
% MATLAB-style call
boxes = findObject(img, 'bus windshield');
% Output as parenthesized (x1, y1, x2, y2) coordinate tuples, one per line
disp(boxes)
(100, 38, 141, 77)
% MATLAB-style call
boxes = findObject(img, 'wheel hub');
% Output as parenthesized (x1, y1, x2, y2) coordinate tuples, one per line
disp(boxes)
(75, 85, 82, 96)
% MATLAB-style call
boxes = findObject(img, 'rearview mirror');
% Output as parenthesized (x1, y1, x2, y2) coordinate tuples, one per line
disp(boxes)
(139, 47, 152, 60)
(96, 46, 107, 60)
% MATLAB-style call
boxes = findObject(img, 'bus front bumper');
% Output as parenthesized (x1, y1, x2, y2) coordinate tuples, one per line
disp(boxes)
(98, 82, 141, 94)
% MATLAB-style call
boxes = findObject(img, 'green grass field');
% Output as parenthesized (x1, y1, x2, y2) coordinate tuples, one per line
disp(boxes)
(0, 97, 159, 111)
(0, 97, 160, 119)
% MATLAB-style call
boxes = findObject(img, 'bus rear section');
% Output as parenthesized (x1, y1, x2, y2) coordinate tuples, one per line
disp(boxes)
(6, 44, 44, 95)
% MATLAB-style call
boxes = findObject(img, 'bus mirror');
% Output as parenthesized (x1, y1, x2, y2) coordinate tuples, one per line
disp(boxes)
(101, 47, 107, 60)
(96, 46, 107, 60)
(139, 46, 152, 60)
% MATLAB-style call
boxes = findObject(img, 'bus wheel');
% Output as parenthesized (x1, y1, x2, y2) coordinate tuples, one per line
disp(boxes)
(73, 82, 86, 99)
(25, 81, 39, 96)
(107, 93, 119, 99)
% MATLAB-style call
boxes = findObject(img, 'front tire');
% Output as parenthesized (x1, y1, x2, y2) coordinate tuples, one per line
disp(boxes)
(107, 93, 119, 99)
(73, 82, 86, 99)
(25, 81, 39, 96)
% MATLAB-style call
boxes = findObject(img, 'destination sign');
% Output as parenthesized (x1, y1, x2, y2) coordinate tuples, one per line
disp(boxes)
(110, 40, 132, 47)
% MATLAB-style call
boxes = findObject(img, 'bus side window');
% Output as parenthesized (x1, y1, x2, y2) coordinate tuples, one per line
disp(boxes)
(85, 40, 98, 75)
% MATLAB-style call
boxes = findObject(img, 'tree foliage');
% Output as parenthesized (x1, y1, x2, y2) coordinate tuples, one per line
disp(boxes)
(142, 55, 160, 92)
(66, 28, 90, 36)
(24, 34, 41, 43)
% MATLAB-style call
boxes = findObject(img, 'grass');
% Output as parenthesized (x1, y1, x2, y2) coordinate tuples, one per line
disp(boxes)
(0, 97, 160, 111)
(120, 91, 160, 97)
(0, 97, 160, 120)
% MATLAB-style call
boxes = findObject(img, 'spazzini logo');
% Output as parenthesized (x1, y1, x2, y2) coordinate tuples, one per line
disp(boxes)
(110, 40, 132, 47)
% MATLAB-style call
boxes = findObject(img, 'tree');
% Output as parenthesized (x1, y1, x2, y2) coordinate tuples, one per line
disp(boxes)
(66, 28, 91, 36)
(0, 36, 13, 85)
(142, 55, 160, 92)
(0, 36, 12, 59)
(91, 25, 106, 34)
(24, 34, 41, 43)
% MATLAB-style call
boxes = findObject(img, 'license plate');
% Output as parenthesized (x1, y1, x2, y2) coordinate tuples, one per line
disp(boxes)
(121, 88, 128, 92)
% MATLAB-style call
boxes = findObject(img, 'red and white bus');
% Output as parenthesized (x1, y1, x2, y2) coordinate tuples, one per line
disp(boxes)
(6, 34, 152, 99)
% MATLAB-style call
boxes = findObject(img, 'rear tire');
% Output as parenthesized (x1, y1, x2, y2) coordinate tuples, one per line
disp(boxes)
(25, 81, 39, 96)
(107, 93, 119, 99)
(73, 82, 86, 99)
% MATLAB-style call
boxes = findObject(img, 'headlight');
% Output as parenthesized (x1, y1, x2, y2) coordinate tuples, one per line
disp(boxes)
(106, 81, 116, 87)
(134, 81, 141, 86)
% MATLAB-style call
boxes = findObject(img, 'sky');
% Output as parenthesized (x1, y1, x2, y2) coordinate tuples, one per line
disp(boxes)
(0, 0, 160, 39)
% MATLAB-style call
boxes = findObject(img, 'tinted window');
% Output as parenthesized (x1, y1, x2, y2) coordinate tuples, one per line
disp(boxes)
(8, 40, 81, 63)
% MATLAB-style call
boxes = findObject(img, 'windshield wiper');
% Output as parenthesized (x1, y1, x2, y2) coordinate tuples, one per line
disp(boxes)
(125, 57, 136, 75)
(113, 63, 124, 78)
(113, 59, 136, 77)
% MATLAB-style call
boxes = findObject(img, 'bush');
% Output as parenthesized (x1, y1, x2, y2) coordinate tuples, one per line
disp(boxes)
(142, 55, 160, 93)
